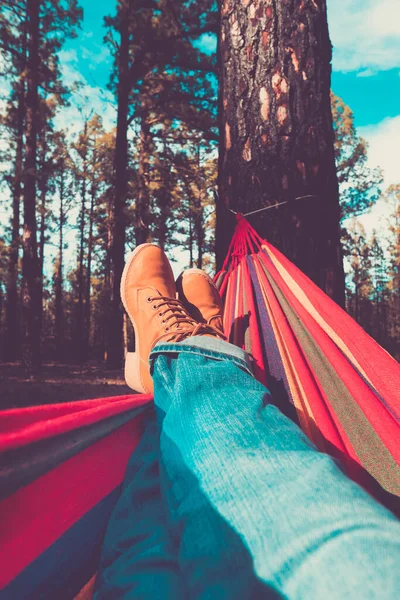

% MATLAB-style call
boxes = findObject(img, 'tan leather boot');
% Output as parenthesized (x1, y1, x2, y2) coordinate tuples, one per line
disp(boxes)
(176, 268, 226, 338)
(121, 245, 222, 394)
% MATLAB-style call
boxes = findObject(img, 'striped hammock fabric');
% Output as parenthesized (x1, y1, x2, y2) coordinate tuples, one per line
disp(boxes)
(1, 215, 399, 599)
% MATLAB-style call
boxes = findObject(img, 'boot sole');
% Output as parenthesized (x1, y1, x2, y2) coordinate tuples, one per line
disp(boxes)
(120, 243, 155, 394)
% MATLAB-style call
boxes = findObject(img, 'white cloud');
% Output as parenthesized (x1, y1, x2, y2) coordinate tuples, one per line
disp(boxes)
(359, 115, 400, 188)
(328, 0, 400, 72)
(347, 115, 400, 236)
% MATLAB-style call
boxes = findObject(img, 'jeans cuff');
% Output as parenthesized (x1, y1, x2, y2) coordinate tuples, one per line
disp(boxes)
(149, 336, 255, 377)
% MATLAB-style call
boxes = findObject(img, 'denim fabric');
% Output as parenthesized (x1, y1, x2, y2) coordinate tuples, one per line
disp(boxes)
(94, 411, 186, 600)
(96, 337, 400, 599)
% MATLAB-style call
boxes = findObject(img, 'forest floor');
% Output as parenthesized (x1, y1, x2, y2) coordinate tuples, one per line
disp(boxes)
(0, 362, 133, 410)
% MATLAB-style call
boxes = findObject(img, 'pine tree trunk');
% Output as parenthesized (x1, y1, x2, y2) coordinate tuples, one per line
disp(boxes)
(135, 116, 151, 245)
(194, 201, 205, 269)
(85, 171, 96, 356)
(55, 173, 65, 360)
(189, 214, 194, 268)
(77, 121, 88, 360)
(22, 0, 41, 373)
(38, 149, 47, 340)
(5, 86, 24, 361)
(107, 5, 129, 367)
(216, 0, 345, 306)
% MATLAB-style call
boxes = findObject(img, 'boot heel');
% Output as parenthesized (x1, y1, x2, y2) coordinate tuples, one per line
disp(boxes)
(124, 351, 145, 393)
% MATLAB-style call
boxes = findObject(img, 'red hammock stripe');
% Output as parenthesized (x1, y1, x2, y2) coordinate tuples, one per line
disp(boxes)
(0, 393, 151, 452)
(0, 417, 145, 590)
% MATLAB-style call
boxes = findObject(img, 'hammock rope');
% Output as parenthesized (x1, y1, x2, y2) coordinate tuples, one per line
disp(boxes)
(1, 215, 399, 600)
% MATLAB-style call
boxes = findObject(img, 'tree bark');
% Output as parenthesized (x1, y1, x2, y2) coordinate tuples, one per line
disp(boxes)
(216, 0, 345, 306)
(135, 115, 151, 245)
(85, 161, 96, 356)
(22, 0, 41, 372)
(55, 171, 65, 360)
(106, 1, 130, 367)
(38, 136, 48, 340)
(76, 120, 88, 361)
(5, 85, 24, 361)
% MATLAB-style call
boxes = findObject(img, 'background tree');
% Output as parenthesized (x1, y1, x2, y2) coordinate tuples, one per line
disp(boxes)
(384, 185, 400, 358)
(51, 131, 74, 359)
(1, 0, 82, 372)
(331, 93, 383, 222)
(217, 0, 345, 305)
(104, 0, 218, 367)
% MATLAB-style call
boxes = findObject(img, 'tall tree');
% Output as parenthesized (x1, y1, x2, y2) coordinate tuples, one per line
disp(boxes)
(21, 0, 42, 372)
(217, 0, 345, 305)
(2, 83, 25, 361)
(1, 0, 82, 371)
(384, 184, 400, 358)
(105, 0, 218, 366)
(342, 221, 373, 329)
(51, 132, 74, 360)
(331, 93, 383, 221)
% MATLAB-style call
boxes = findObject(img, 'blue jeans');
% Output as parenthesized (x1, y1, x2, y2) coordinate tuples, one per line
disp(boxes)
(95, 338, 400, 599)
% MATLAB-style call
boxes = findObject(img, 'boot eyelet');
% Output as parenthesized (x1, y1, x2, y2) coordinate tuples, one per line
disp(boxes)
(147, 297, 152, 302)
(152, 305, 157, 310)
(161, 319, 166, 324)
(165, 327, 170, 332)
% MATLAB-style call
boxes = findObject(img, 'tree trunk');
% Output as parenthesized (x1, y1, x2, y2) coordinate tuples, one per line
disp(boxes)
(135, 115, 151, 245)
(217, 0, 345, 306)
(188, 212, 194, 268)
(76, 120, 88, 360)
(194, 199, 205, 269)
(38, 138, 47, 340)
(5, 85, 24, 361)
(85, 167, 96, 356)
(55, 173, 65, 360)
(22, 0, 41, 373)
(107, 2, 130, 368)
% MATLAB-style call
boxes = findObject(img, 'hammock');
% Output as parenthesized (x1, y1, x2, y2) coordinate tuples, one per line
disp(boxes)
(1, 215, 399, 599)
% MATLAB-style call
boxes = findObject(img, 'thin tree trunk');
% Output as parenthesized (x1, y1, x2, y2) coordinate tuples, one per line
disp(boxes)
(55, 173, 65, 360)
(85, 167, 96, 356)
(216, 0, 345, 306)
(135, 115, 151, 245)
(38, 138, 47, 340)
(22, 0, 41, 373)
(188, 212, 194, 268)
(76, 119, 88, 360)
(5, 85, 24, 361)
(107, 2, 129, 367)
(194, 199, 204, 269)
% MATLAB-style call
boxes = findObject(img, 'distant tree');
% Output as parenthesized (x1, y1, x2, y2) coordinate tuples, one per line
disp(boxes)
(1, 83, 25, 361)
(343, 221, 373, 328)
(331, 93, 383, 221)
(1, 0, 82, 371)
(0, 2, 27, 361)
(105, 0, 217, 366)
(217, 0, 345, 305)
(51, 131, 75, 360)
(384, 184, 400, 358)
(0, 239, 8, 357)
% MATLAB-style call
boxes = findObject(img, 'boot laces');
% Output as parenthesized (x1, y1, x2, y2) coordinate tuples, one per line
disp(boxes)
(148, 295, 226, 345)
